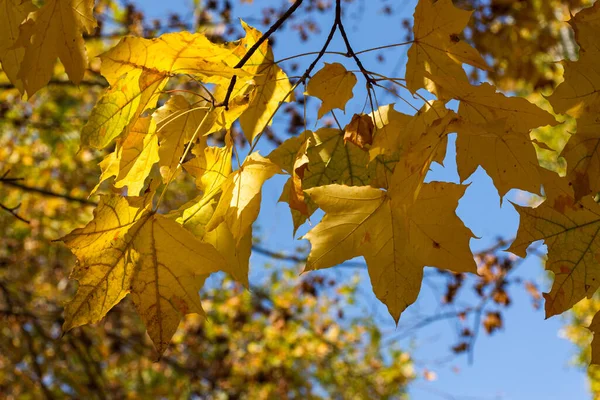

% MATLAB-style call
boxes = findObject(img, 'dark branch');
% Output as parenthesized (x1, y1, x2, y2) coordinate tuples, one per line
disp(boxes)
(0, 79, 108, 90)
(0, 179, 98, 206)
(219, 0, 304, 109)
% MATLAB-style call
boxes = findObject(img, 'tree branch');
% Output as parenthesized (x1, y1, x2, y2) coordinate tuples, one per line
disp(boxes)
(219, 0, 304, 109)
(0, 79, 108, 90)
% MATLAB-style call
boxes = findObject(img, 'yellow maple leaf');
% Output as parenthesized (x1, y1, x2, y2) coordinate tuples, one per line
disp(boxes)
(0, 0, 36, 93)
(184, 142, 233, 194)
(206, 153, 281, 243)
(14, 0, 97, 96)
(369, 101, 453, 162)
(60, 195, 225, 355)
(238, 29, 293, 143)
(81, 69, 168, 149)
(455, 119, 542, 198)
(93, 116, 160, 195)
(547, 49, 600, 117)
(304, 180, 475, 322)
(559, 113, 600, 200)
(406, 0, 489, 96)
(306, 62, 357, 119)
(153, 95, 219, 182)
(177, 197, 251, 287)
(509, 169, 600, 318)
(428, 74, 557, 134)
(100, 31, 245, 86)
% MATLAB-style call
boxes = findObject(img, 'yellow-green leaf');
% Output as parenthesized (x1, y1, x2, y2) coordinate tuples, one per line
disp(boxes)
(82, 70, 168, 149)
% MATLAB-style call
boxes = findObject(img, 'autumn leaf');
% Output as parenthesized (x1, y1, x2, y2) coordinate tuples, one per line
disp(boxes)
(547, 49, 600, 117)
(369, 101, 453, 163)
(0, 0, 36, 93)
(304, 179, 475, 322)
(184, 142, 233, 194)
(14, 0, 97, 97)
(454, 119, 542, 198)
(206, 153, 281, 243)
(60, 195, 225, 355)
(100, 31, 246, 86)
(509, 169, 600, 318)
(93, 116, 160, 195)
(559, 113, 600, 200)
(238, 24, 293, 144)
(269, 128, 372, 232)
(177, 197, 251, 287)
(568, 1, 600, 53)
(81, 70, 168, 149)
(153, 95, 219, 182)
(344, 113, 374, 150)
(428, 74, 557, 134)
(589, 311, 600, 365)
(406, 0, 489, 96)
(306, 62, 357, 119)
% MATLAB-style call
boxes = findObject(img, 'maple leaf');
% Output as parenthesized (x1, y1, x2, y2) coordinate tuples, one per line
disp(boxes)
(237, 25, 293, 144)
(454, 119, 542, 198)
(152, 95, 221, 182)
(406, 0, 489, 96)
(547, 49, 600, 117)
(589, 311, 600, 365)
(304, 180, 475, 322)
(81, 69, 168, 149)
(369, 104, 413, 160)
(428, 74, 557, 134)
(344, 113, 374, 150)
(509, 169, 600, 318)
(184, 142, 234, 194)
(177, 197, 251, 287)
(0, 0, 36, 93)
(567, 1, 600, 53)
(269, 128, 372, 232)
(14, 0, 97, 97)
(100, 31, 245, 86)
(93, 116, 160, 195)
(560, 113, 600, 200)
(60, 195, 225, 355)
(306, 62, 357, 119)
(206, 153, 281, 243)
(369, 101, 453, 163)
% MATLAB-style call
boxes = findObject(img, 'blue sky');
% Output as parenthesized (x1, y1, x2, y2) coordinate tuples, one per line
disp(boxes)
(139, 0, 591, 398)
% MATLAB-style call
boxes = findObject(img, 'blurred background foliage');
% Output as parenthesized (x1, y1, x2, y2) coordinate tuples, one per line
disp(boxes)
(0, 0, 598, 398)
